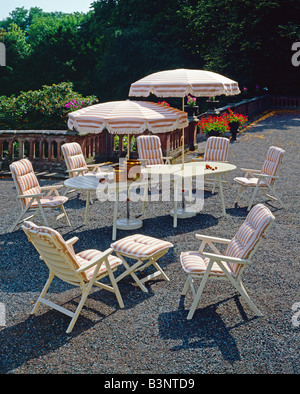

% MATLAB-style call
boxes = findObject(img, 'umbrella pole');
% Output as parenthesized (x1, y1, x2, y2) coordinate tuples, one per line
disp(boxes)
(127, 133, 130, 159)
(181, 97, 185, 210)
(181, 97, 185, 170)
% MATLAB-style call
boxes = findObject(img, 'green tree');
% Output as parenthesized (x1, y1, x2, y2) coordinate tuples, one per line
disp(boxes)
(181, 0, 300, 94)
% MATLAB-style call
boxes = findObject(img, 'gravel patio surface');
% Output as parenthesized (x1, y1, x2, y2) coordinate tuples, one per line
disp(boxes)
(0, 110, 299, 375)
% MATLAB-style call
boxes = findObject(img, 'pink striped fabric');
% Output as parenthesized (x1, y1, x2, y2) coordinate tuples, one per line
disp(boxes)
(180, 204, 274, 278)
(61, 142, 89, 177)
(204, 136, 229, 162)
(10, 159, 42, 207)
(10, 159, 68, 208)
(29, 195, 68, 208)
(136, 135, 164, 165)
(22, 221, 122, 282)
(260, 146, 285, 185)
(234, 146, 284, 187)
(111, 234, 173, 258)
(180, 251, 233, 276)
(76, 250, 122, 281)
(224, 204, 274, 276)
(67, 101, 188, 134)
(129, 69, 240, 98)
(233, 177, 268, 187)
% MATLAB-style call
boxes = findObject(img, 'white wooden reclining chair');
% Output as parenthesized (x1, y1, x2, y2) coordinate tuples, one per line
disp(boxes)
(136, 135, 173, 214)
(61, 142, 108, 200)
(9, 159, 71, 232)
(194, 136, 230, 193)
(180, 204, 275, 319)
(22, 221, 124, 333)
(61, 142, 106, 178)
(234, 146, 285, 211)
(136, 135, 172, 167)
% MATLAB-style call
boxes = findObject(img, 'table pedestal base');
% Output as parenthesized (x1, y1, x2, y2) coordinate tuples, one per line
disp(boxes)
(116, 218, 143, 230)
(170, 207, 197, 219)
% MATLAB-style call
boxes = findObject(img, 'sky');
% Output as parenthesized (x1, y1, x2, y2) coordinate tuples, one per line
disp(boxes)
(0, 0, 94, 20)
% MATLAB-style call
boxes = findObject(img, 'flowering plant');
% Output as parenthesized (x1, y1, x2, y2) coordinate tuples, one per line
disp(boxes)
(65, 99, 85, 111)
(157, 101, 170, 106)
(186, 95, 197, 106)
(198, 115, 230, 134)
(225, 108, 248, 126)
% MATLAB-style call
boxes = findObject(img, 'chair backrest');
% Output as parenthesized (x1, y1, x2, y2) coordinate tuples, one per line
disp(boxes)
(260, 146, 285, 185)
(10, 159, 42, 208)
(61, 142, 88, 177)
(136, 135, 164, 165)
(22, 221, 88, 286)
(204, 136, 229, 162)
(224, 204, 275, 277)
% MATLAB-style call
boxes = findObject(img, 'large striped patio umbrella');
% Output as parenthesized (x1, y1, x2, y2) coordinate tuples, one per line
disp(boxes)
(67, 100, 188, 158)
(129, 69, 240, 167)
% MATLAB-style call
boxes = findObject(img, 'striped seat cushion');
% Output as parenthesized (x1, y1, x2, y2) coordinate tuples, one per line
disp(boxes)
(61, 142, 88, 176)
(76, 250, 122, 281)
(30, 195, 69, 208)
(180, 251, 233, 277)
(10, 159, 42, 207)
(181, 204, 274, 279)
(234, 177, 268, 187)
(260, 146, 284, 185)
(204, 136, 229, 162)
(111, 234, 173, 258)
(224, 204, 274, 276)
(136, 135, 164, 166)
(22, 221, 122, 283)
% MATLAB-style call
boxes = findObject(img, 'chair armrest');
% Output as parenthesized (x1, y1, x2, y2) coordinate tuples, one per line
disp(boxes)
(256, 173, 278, 179)
(76, 248, 113, 273)
(195, 234, 231, 244)
(202, 252, 250, 265)
(163, 156, 172, 164)
(66, 236, 79, 246)
(40, 185, 63, 190)
(240, 168, 261, 173)
(86, 163, 108, 170)
(67, 167, 87, 175)
(66, 236, 79, 254)
(18, 193, 43, 199)
(191, 158, 204, 162)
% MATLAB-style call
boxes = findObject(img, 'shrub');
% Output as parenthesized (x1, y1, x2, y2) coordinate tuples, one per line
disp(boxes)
(0, 82, 98, 130)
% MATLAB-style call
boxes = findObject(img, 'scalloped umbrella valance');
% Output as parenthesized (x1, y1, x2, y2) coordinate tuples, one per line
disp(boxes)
(67, 100, 188, 136)
(129, 68, 240, 168)
(129, 68, 240, 98)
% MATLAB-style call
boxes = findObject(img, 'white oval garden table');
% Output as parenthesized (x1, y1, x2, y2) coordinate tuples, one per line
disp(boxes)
(64, 175, 148, 240)
(142, 161, 236, 227)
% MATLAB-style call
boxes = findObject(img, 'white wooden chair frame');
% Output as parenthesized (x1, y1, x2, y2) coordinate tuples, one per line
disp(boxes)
(10, 184, 70, 233)
(234, 168, 285, 211)
(193, 137, 231, 193)
(114, 249, 170, 293)
(24, 229, 124, 334)
(62, 142, 107, 200)
(182, 218, 274, 319)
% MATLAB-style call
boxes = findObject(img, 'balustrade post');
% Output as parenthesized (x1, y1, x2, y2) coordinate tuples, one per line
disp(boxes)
(18, 138, 24, 159)
(29, 139, 35, 160)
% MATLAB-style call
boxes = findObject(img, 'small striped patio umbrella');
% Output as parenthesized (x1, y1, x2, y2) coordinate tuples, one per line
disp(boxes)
(129, 68, 240, 167)
(67, 100, 188, 158)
